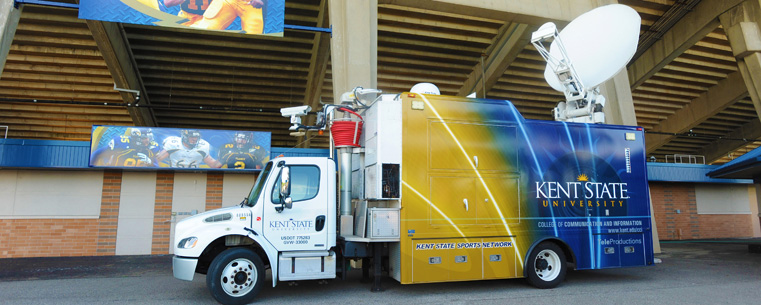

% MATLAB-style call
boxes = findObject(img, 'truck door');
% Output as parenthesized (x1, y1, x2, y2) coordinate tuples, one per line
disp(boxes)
(263, 161, 329, 251)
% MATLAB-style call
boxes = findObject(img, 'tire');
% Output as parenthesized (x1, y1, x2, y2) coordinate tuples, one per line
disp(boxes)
(207, 248, 265, 305)
(525, 242, 567, 289)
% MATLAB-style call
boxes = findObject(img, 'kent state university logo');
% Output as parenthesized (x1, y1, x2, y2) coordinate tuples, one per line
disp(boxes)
(269, 218, 314, 231)
(536, 152, 629, 217)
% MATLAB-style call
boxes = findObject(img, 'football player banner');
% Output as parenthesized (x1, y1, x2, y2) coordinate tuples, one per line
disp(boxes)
(90, 125, 271, 170)
(78, 0, 285, 36)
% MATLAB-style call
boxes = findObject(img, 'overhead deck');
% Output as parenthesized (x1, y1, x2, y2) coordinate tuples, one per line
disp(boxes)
(0, 0, 759, 163)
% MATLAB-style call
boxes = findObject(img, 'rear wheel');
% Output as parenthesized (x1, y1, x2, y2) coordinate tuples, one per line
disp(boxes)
(526, 242, 567, 289)
(207, 248, 264, 305)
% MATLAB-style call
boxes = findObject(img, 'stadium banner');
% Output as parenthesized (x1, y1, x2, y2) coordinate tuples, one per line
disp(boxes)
(90, 125, 271, 170)
(78, 0, 285, 36)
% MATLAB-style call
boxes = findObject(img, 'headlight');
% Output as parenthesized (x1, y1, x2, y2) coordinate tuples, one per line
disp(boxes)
(177, 237, 198, 249)
(204, 213, 232, 223)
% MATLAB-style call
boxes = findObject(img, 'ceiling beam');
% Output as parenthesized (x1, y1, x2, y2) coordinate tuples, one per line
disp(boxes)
(645, 70, 748, 154)
(692, 119, 761, 163)
(301, 0, 331, 148)
(380, 0, 597, 24)
(84, 20, 157, 127)
(627, 0, 745, 90)
(457, 22, 532, 98)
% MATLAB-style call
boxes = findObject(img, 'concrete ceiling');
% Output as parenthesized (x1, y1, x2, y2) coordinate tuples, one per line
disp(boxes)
(0, 0, 759, 164)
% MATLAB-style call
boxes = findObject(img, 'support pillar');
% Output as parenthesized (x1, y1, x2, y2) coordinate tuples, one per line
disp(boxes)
(718, 4, 761, 243)
(371, 242, 383, 292)
(754, 177, 761, 238)
(648, 189, 662, 254)
(0, 0, 22, 77)
(600, 69, 638, 126)
(328, 0, 377, 98)
(719, 0, 761, 123)
(329, 0, 377, 236)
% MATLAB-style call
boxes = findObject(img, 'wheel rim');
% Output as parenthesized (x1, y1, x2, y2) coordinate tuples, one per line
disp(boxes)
(534, 249, 561, 281)
(220, 258, 257, 297)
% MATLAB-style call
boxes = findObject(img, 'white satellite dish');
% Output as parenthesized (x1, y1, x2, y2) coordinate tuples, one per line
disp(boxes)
(531, 4, 640, 123)
(543, 4, 640, 92)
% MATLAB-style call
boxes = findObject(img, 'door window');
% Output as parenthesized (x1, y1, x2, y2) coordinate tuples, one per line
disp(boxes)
(271, 165, 320, 204)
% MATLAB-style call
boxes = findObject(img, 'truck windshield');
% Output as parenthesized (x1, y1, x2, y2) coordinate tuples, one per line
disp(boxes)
(245, 161, 273, 207)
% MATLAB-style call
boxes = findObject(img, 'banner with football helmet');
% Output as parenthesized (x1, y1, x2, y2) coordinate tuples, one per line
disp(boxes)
(78, 0, 285, 36)
(89, 125, 271, 170)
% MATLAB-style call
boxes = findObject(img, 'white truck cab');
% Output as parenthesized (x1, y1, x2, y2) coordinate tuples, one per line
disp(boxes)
(173, 157, 337, 305)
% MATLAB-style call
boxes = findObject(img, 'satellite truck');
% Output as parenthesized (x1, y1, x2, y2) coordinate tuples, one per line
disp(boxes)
(171, 4, 653, 305)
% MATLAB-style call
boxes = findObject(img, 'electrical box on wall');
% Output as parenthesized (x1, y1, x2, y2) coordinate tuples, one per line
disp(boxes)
(381, 164, 400, 198)
(367, 208, 400, 238)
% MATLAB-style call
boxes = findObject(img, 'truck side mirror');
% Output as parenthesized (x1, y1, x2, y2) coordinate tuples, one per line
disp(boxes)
(280, 167, 291, 197)
(277, 166, 292, 212)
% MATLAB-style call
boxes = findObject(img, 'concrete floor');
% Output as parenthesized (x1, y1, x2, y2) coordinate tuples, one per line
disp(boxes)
(0, 242, 759, 304)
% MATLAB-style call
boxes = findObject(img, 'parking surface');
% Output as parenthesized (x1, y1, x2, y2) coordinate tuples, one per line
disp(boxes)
(0, 242, 759, 304)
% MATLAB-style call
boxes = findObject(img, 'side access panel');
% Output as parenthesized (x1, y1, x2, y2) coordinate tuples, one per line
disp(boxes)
(411, 237, 517, 283)
(482, 237, 520, 279)
(593, 233, 648, 269)
(278, 251, 336, 281)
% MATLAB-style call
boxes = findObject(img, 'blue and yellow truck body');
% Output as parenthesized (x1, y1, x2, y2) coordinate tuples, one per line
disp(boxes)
(396, 93, 653, 284)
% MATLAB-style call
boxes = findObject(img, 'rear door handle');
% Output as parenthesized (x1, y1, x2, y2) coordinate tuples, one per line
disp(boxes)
(316, 215, 326, 232)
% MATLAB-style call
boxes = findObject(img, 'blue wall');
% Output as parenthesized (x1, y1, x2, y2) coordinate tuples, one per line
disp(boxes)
(646, 162, 751, 184)
(0, 139, 90, 168)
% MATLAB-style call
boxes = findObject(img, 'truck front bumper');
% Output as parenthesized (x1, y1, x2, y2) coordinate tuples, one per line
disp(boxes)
(172, 256, 198, 281)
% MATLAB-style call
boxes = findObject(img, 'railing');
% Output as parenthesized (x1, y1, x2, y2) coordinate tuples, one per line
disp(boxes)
(665, 154, 705, 164)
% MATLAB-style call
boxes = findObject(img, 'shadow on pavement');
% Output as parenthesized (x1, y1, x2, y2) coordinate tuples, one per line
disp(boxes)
(0, 255, 172, 281)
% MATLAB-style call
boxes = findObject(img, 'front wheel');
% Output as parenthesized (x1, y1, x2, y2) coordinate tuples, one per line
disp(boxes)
(525, 242, 567, 289)
(207, 248, 265, 305)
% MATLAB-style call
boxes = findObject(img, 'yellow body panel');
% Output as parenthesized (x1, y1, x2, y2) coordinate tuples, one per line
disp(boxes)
(482, 237, 520, 279)
(429, 176, 476, 225)
(477, 177, 520, 225)
(400, 94, 531, 284)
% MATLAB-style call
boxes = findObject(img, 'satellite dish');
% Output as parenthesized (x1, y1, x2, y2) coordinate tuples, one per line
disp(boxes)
(542, 4, 640, 92)
(410, 83, 440, 95)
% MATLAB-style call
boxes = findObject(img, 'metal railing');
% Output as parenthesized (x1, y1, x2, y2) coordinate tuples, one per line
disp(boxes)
(665, 154, 705, 164)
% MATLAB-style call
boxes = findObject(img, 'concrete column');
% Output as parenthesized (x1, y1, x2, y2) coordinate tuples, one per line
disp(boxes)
(0, 0, 22, 78)
(328, 0, 377, 235)
(592, 0, 638, 126)
(328, 0, 377, 100)
(600, 69, 638, 126)
(648, 189, 662, 254)
(754, 177, 761, 237)
(719, 0, 761, 123)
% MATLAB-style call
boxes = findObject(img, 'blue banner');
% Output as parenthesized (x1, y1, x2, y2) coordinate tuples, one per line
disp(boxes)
(78, 0, 285, 36)
(90, 126, 271, 170)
